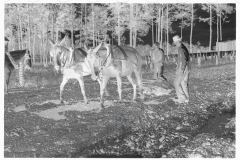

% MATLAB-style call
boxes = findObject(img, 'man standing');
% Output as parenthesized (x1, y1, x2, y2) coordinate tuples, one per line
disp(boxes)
(172, 35, 191, 104)
(150, 42, 165, 80)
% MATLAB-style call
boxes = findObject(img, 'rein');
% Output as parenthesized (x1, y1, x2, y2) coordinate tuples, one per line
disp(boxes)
(6, 52, 19, 69)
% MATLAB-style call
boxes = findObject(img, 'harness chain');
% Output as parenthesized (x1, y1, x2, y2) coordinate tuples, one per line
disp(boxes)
(6, 52, 19, 69)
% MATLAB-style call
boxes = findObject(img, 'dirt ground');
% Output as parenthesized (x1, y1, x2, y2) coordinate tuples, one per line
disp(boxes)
(4, 60, 235, 158)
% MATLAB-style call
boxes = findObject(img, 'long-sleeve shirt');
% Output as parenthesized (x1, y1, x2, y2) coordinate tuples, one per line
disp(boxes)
(177, 44, 190, 71)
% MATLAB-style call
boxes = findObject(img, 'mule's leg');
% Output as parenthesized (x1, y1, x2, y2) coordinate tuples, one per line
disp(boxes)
(156, 63, 160, 79)
(127, 74, 137, 101)
(5, 80, 8, 94)
(60, 76, 69, 104)
(5, 76, 9, 94)
(116, 76, 123, 101)
(5, 69, 11, 94)
(153, 63, 157, 79)
(97, 79, 110, 96)
(134, 69, 144, 100)
(77, 76, 88, 104)
(100, 76, 109, 108)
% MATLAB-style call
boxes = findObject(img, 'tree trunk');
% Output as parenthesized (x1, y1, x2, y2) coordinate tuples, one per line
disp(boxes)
(111, 30, 113, 45)
(41, 21, 44, 64)
(156, 21, 158, 43)
(216, 3, 219, 65)
(118, 8, 120, 45)
(19, 5, 25, 86)
(133, 4, 138, 48)
(40, 31, 43, 64)
(28, 4, 31, 53)
(209, 4, 212, 52)
(190, 3, 194, 53)
(44, 13, 50, 67)
(52, 8, 54, 40)
(130, 4, 133, 47)
(92, 3, 95, 47)
(32, 25, 36, 64)
(55, 28, 59, 42)
(220, 9, 222, 41)
(71, 4, 74, 48)
(97, 30, 100, 45)
(181, 16, 183, 38)
(152, 17, 154, 46)
(217, 4, 219, 45)
(18, 4, 23, 50)
(166, 4, 169, 58)
(160, 5, 163, 48)
(80, 4, 83, 47)
(18, 23, 21, 50)
(158, 6, 161, 43)
(85, 3, 87, 41)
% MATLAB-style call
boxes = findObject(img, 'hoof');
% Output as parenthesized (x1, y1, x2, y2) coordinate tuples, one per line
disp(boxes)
(85, 100, 89, 104)
(60, 100, 64, 104)
(101, 103, 105, 108)
(105, 92, 110, 97)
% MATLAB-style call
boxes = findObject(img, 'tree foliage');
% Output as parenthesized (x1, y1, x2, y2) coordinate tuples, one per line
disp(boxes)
(4, 3, 235, 64)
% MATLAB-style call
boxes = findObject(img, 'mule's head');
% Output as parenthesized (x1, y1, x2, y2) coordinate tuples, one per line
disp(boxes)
(23, 49, 32, 71)
(49, 39, 62, 72)
(84, 43, 103, 81)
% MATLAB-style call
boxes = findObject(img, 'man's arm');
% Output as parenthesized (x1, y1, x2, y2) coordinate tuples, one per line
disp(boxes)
(180, 48, 188, 71)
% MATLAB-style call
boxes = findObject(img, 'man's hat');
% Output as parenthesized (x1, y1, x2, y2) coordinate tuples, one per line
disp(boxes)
(172, 35, 182, 43)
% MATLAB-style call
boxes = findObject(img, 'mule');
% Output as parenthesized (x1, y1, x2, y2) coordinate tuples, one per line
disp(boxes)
(4, 49, 32, 94)
(49, 39, 93, 104)
(49, 39, 109, 104)
(150, 47, 165, 79)
(84, 42, 144, 107)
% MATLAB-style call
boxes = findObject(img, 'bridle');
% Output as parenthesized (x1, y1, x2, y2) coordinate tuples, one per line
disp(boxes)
(53, 45, 92, 74)
(53, 45, 72, 69)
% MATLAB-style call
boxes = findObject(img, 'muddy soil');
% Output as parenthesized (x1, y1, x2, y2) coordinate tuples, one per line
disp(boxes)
(4, 62, 235, 158)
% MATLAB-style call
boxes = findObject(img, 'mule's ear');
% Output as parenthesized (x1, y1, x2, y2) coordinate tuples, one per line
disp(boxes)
(60, 35, 68, 46)
(93, 42, 102, 53)
(68, 47, 73, 52)
(49, 39, 55, 46)
(84, 44, 89, 52)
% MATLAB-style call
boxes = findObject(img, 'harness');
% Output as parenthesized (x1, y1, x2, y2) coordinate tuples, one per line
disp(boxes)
(93, 47, 112, 80)
(58, 47, 91, 74)
(93, 45, 137, 80)
(5, 51, 20, 69)
(113, 45, 128, 60)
